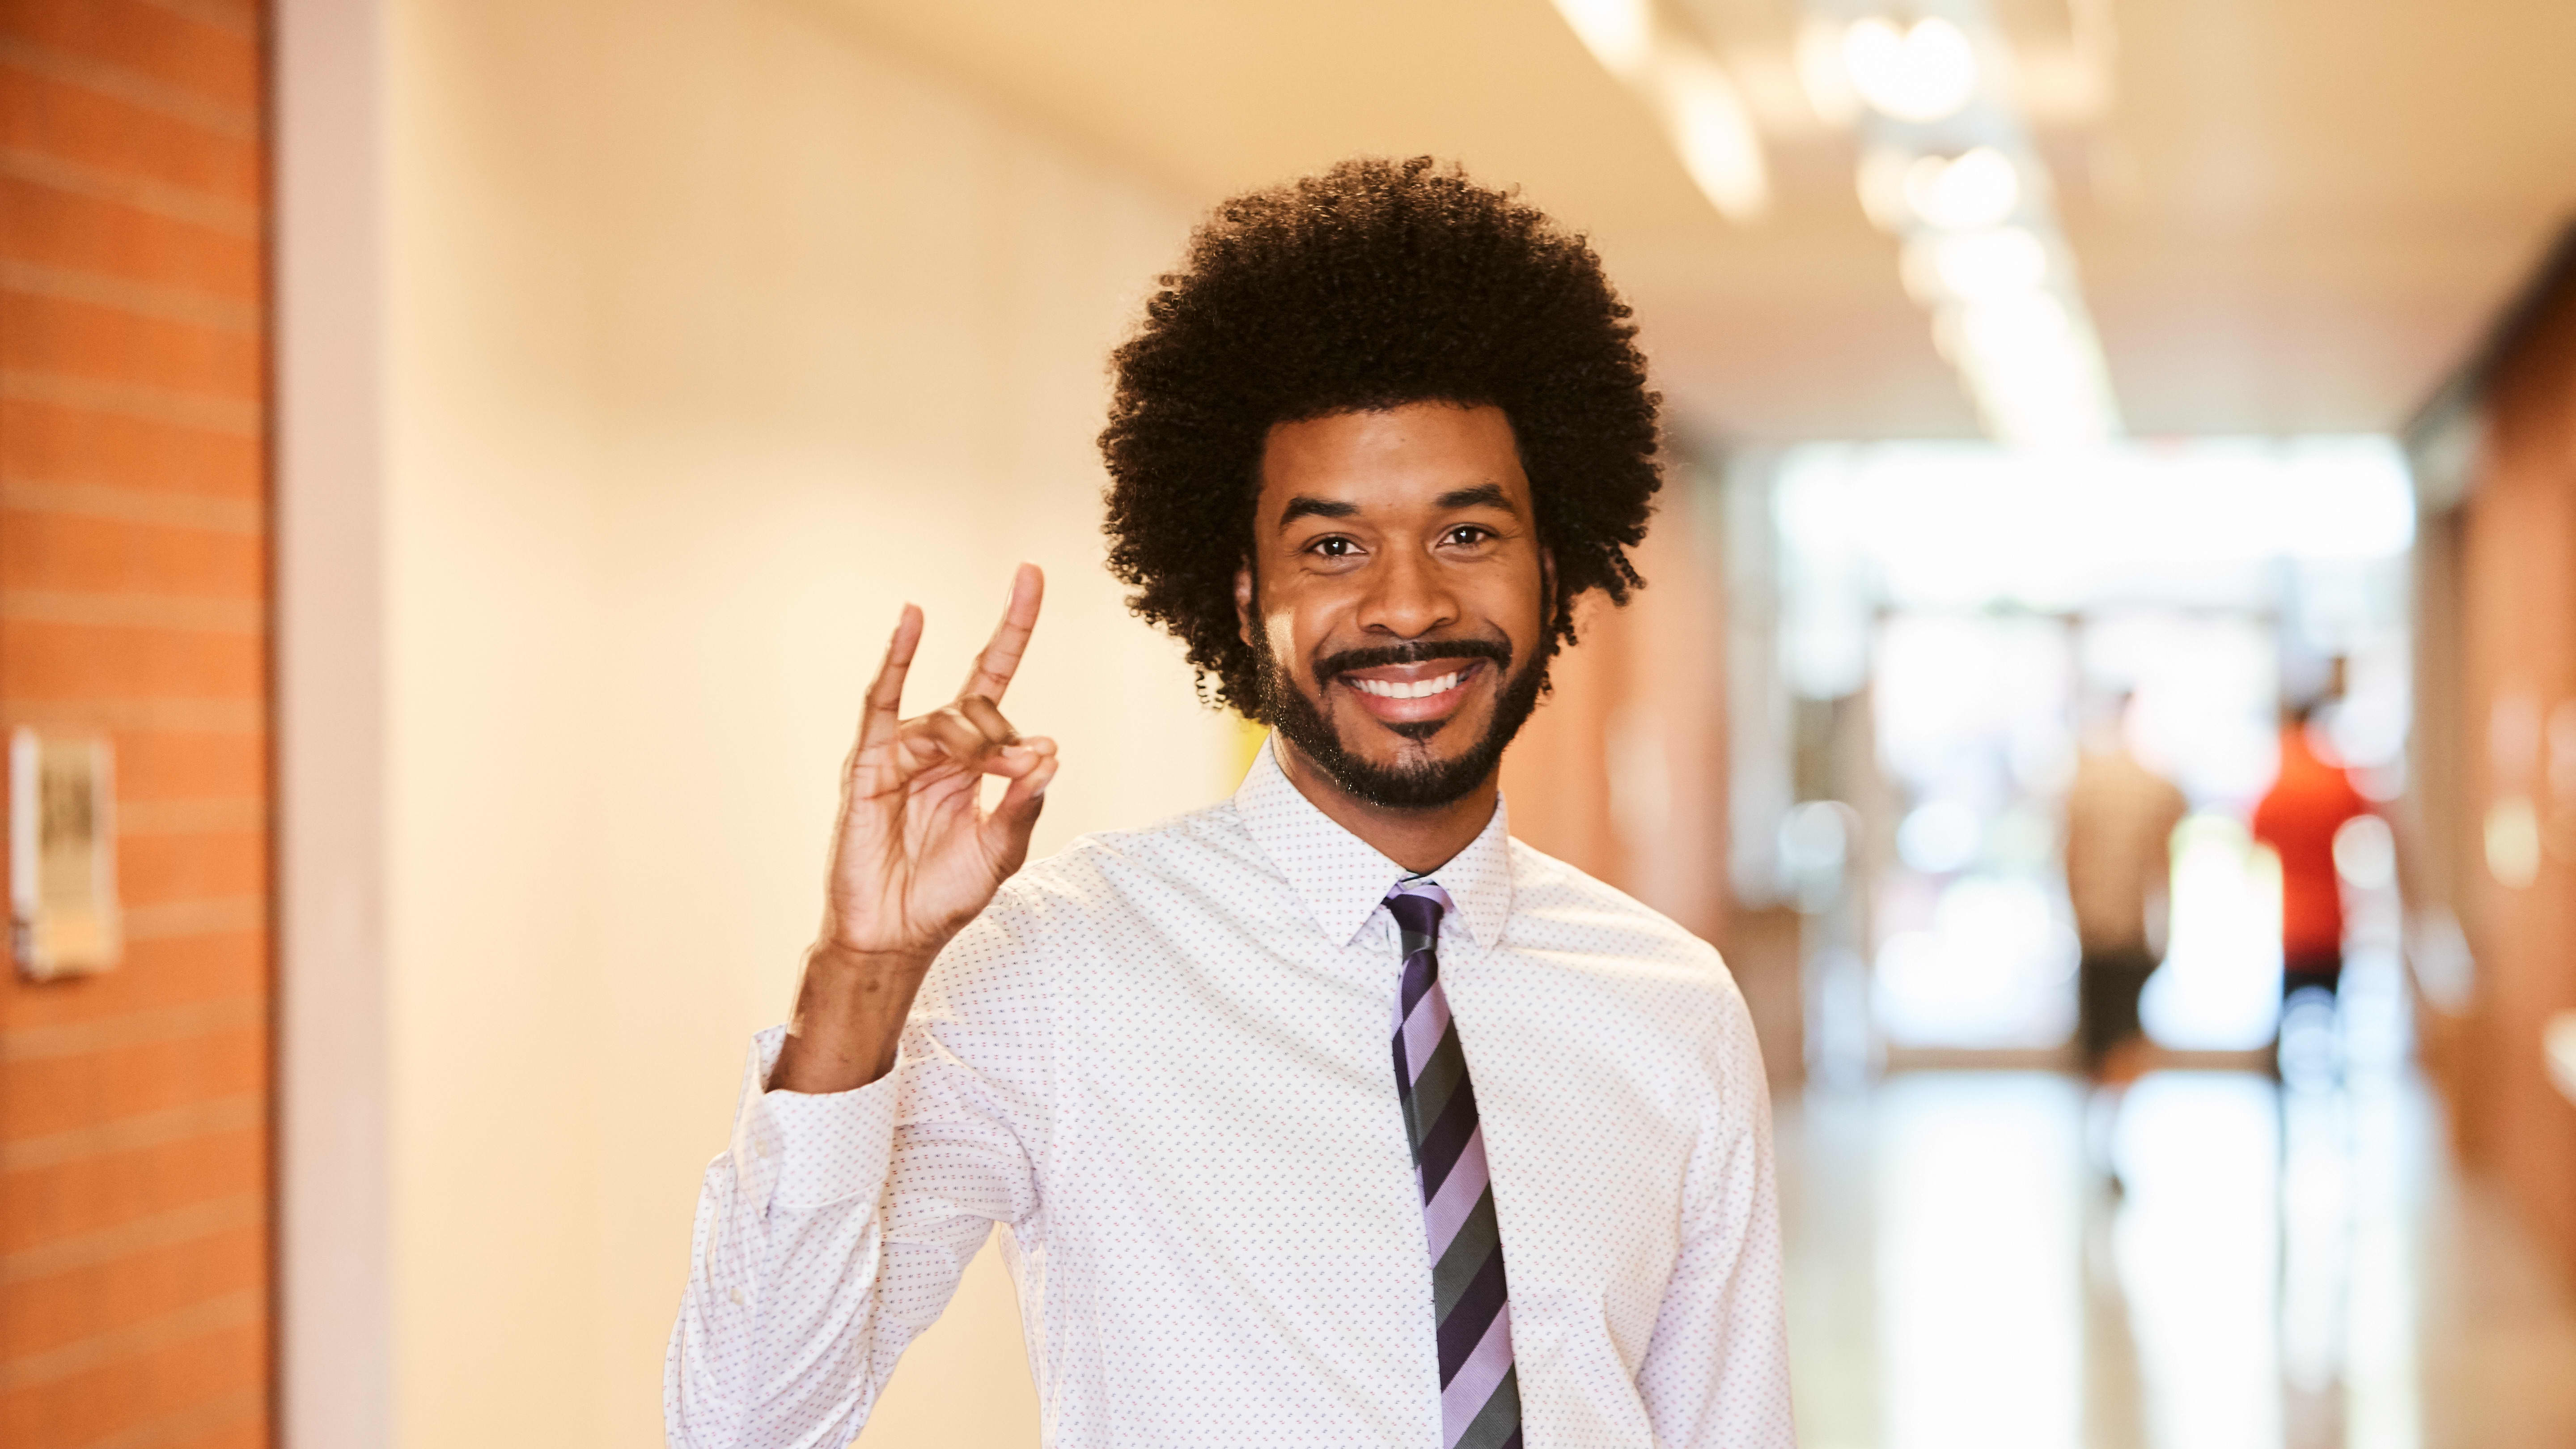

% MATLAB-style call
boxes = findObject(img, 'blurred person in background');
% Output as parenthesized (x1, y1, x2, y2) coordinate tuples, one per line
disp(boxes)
(2251, 696, 2372, 1024)
(665, 159, 1792, 1449)
(2062, 691, 2188, 1177)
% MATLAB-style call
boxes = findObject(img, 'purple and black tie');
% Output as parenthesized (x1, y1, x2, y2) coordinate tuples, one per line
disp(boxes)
(1386, 880, 1523, 1449)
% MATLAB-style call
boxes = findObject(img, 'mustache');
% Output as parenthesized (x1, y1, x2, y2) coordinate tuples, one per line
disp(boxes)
(1316, 637, 1512, 679)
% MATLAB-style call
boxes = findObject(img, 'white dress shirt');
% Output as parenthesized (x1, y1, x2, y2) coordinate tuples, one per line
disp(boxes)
(667, 740, 1793, 1448)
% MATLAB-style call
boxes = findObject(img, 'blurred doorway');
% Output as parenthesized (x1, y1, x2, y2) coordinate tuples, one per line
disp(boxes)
(1754, 438, 2416, 1068)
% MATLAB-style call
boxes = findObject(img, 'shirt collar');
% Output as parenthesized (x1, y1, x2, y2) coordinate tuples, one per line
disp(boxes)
(1232, 734, 1514, 953)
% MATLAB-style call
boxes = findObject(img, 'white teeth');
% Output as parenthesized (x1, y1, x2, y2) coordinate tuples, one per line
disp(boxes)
(1352, 671, 1463, 699)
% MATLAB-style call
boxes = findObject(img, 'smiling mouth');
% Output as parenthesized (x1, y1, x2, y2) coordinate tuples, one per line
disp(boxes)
(1334, 657, 1490, 727)
(1349, 670, 1468, 700)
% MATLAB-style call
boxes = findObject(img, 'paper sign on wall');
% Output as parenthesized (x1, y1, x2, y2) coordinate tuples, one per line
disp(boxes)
(10, 729, 121, 981)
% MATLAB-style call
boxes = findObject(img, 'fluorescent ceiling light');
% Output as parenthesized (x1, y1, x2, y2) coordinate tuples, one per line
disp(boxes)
(1552, 0, 1775, 229)
(1904, 147, 2021, 230)
(1652, 51, 1772, 222)
(1842, 17, 1979, 123)
(1551, 0, 1654, 77)
(1935, 293, 2119, 445)
(1800, 0, 2119, 442)
(1902, 227, 2048, 305)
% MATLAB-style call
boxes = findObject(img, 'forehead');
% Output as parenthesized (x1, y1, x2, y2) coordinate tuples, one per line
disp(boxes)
(1256, 403, 1526, 516)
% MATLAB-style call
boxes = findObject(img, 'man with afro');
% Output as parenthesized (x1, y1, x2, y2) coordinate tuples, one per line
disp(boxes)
(669, 157, 1793, 1449)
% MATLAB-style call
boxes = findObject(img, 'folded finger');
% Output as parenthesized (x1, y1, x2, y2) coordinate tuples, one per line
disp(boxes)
(986, 751, 1059, 849)
(957, 695, 1021, 746)
(905, 708, 980, 762)
(984, 736, 1057, 777)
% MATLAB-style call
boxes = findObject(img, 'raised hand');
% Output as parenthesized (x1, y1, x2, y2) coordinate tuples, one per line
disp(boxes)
(823, 563, 1057, 955)
(774, 564, 1056, 1092)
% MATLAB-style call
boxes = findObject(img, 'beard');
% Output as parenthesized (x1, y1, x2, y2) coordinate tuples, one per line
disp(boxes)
(1252, 627, 1549, 811)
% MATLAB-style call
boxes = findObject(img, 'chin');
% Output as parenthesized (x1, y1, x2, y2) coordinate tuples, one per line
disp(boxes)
(1253, 634, 1549, 812)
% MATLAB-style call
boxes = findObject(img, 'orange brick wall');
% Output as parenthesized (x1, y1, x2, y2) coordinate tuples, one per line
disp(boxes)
(2452, 272, 2576, 1287)
(0, 1, 271, 1445)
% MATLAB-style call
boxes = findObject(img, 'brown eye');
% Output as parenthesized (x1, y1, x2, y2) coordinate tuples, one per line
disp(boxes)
(1446, 526, 1492, 546)
(1311, 536, 1357, 558)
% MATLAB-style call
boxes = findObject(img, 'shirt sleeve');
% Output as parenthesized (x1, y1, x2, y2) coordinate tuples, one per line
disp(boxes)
(1633, 971, 1798, 1448)
(665, 904, 1051, 1449)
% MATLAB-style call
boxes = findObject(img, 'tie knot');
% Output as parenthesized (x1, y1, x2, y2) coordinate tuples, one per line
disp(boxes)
(1385, 881, 1452, 940)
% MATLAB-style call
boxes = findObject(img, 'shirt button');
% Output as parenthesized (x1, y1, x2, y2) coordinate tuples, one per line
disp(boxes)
(754, 1138, 770, 1159)
(729, 1287, 745, 1306)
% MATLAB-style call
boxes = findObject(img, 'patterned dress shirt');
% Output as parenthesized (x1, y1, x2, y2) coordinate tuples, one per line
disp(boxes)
(666, 739, 1795, 1448)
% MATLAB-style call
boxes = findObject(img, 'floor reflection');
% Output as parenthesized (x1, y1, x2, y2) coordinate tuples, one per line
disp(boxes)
(1777, 1063, 2576, 1449)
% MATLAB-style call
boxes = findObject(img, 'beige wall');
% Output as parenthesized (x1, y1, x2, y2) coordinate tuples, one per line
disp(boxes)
(383, 1, 1230, 1443)
(315, 4, 1743, 1445)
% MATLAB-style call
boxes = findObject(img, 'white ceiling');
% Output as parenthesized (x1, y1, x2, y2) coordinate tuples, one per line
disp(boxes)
(817, 0, 2576, 443)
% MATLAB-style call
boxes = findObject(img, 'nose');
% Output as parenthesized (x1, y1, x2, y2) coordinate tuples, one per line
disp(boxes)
(1355, 541, 1461, 640)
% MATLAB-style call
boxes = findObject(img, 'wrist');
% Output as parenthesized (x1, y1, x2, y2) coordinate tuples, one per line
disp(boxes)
(805, 937, 937, 982)
(770, 940, 936, 1094)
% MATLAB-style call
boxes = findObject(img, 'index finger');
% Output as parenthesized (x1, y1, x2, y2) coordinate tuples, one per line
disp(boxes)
(959, 562, 1044, 704)
(859, 603, 925, 751)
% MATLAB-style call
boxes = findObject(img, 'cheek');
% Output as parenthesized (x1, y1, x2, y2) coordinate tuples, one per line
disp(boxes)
(1475, 563, 1550, 652)
(1255, 595, 1321, 681)
(1259, 579, 1348, 674)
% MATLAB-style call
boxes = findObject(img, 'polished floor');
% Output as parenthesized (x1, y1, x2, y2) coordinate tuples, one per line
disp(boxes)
(1776, 1062, 2576, 1449)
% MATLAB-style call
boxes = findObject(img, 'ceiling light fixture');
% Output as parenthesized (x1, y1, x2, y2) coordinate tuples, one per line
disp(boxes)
(1652, 51, 1772, 222)
(1902, 226, 2049, 305)
(1551, 0, 1655, 79)
(1804, 3, 2120, 446)
(1940, 292, 2118, 445)
(1841, 16, 1979, 123)
(1902, 147, 2021, 231)
(1550, 0, 1773, 225)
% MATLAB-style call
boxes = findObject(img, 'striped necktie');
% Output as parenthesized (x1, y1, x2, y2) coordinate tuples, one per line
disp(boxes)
(1386, 880, 1523, 1449)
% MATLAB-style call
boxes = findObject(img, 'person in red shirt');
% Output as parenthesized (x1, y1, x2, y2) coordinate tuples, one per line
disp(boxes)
(2250, 699, 2372, 999)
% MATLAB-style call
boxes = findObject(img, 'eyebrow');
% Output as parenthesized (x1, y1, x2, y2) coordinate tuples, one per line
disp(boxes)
(1436, 483, 1519, 514)
(1274, 483, 1521, 531)
(1276, 494, 1359, 528)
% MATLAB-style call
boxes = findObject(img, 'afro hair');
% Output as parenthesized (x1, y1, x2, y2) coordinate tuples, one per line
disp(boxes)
(1099, 155, 1665, 719)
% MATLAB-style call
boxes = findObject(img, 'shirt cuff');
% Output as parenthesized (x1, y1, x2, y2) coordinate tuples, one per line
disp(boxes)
(730, 1025, 902, 1217)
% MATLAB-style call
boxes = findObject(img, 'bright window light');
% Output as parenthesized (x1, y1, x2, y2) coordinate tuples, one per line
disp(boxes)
(1775, 437, 2419, 615)
(1898, 799, 1985, 874)
(1843, 16, 1979, 123)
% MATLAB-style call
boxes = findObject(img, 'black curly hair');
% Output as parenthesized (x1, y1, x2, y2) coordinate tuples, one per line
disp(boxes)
(1100, 156, 1665, 720)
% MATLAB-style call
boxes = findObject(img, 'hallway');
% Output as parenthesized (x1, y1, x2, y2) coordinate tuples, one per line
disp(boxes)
(6, 3, 2576, 1445)
(1779, 1059, 2576, 1449)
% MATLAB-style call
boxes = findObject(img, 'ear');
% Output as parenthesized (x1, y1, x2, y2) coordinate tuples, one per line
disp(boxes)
(1234, 562, 1256, 649)
(1538, 546, 1559, 625)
